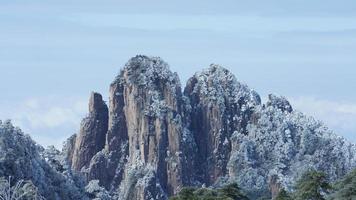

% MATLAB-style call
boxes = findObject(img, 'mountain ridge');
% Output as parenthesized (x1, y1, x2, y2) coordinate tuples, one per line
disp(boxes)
(0, 55, 355, 200)
(65, 55, 355, 199)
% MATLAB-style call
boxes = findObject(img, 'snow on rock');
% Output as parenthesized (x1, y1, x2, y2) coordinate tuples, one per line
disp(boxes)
(67, 55, 197, 199)
(184, 64, 261, 185)
(85, 180, 113, 200)
(228, 104, 356, 198)
(266, 94, 293, 113)
(63, 56, 356, 200)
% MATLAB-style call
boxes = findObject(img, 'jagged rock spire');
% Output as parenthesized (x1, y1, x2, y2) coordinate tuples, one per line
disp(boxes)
(71, 92, 108, 171)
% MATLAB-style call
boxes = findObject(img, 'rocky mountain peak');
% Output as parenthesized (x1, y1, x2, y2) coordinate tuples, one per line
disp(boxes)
(206, 63, 231, 75)
(89, 92, 107, 114)
(183, 64, 262, 185)
(2, 56, 356, 200)
(71, 92, 108, 171)
(69, 56, 191, 199)
(115, 55, 180, 88)
(186, 64, 261, 107)
(266, 94, 293, 113)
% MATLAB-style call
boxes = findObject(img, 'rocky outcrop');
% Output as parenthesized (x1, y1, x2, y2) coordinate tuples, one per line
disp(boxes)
(268, 175, 282, 199)
(266, 94, 293, 113)
(62, 134, 76, 167)
(72, 92, 109, 171)
(67, 55, 356, 200)
(68, 56, 196, 199)
(112, 56, 189, 198)
(184, 65, 261, 185)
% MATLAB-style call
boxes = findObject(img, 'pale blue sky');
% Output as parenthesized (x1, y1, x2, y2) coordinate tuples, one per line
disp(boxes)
(1, 0, 356, 147)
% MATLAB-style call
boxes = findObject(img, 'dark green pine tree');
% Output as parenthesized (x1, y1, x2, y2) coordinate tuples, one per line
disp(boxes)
(328, 168, 356, 200)
(219, 183, 249, 200)
(193, 188, 221, 200)
(170, 183, 249, 200)
(275, 188, 292, 200)
(293, 170, 331, 200)
(170, 188, 198, 200)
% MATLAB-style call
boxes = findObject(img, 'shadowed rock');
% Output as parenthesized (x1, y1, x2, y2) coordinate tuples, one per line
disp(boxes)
(184, 64, 261, 185)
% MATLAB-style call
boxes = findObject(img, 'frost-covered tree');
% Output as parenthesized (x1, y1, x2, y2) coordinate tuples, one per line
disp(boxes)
(227, 95, 356, 197)
(85, 180, 111, 200)
(0, 177, 44, 200)
(0, 120, 87, 199)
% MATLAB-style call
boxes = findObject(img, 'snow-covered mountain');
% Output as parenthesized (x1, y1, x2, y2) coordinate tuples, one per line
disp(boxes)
(1, 55, 355, 199)
(65, 55, 356, 199)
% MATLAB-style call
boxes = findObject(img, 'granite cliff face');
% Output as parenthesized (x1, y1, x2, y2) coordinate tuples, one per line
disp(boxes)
(72, 92, 109, 171)
(110, 56, 190, 199)
(184, 65, 261, 185)
(67, 56, 195, 199)
(66, 55, 356, 199)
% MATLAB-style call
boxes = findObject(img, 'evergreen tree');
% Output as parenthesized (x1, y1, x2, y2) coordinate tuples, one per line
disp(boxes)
(170, 188, 198, 200)
(328, 168, 356, 200)
(0, 177, 45, 200)
(219, 183, 249, 200)
(194, 188, 221, 200)
(294, 170, 331, 200)
(170, 183, 249, 200)
(275, 189, 292, 200)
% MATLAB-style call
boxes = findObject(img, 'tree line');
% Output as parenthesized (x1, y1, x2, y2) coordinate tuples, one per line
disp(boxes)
(1, 168, 355, 199)
(170, 168, 356, 200)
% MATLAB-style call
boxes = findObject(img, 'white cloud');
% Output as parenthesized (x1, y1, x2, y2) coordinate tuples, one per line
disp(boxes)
(289, 96, 356, 143)
(13, 97, 87, 129)
(0, 95, 88, 148)
(2, 94, 355, 147)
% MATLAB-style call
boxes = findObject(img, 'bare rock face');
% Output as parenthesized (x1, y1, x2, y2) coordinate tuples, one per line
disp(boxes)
(62, 134, 76, 167)
(184, 65, 261, 185)
(268, 175, 282, 199)
(69, 56, 195, 199)
(113, 56, 189, 198)
(72, 92, 109, 171)
(84, 78, 129, 191)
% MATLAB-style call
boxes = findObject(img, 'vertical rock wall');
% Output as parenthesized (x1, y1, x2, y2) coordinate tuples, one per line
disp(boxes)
(184, 65, 261, 184)
(72, 92, 108, 171)
(115, 56, 186, 198)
